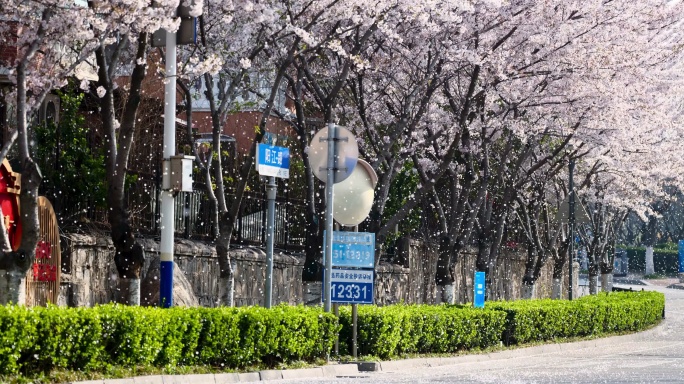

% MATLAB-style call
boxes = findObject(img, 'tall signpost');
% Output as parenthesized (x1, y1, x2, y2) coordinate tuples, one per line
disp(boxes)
(309, 124, 377, 358)
(256, 141, 290, 308)
(309, 124, 359, 313)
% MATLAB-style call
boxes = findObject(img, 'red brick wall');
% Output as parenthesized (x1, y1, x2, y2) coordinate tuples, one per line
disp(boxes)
(193, 110, 293, 154)
(0, 21, 19, 67)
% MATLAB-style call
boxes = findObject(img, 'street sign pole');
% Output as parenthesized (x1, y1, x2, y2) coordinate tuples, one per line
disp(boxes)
(352, 224, 359, 359)
(352, 302, 358, 358)
(264, 176, 276, 308)
(255, 142, 289, 308)
(309, 124, 359, 312)
(324, 123, 337, 313)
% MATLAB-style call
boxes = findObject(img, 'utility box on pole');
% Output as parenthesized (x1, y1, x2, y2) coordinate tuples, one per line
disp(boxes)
(162, 155, 194, 192)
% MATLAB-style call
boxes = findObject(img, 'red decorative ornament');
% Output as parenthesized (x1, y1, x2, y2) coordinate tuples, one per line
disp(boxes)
(32, 263, 57, 282)
(36, 240, 52, 259)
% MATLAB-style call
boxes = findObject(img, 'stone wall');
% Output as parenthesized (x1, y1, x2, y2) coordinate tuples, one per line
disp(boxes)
(374, 239, 568, 305)
(57, 234, 567, 307)
(59, 234, 303, 307)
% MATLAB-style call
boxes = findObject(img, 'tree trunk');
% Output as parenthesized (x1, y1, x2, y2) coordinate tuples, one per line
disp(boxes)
(96, 35, 148, 305)
(588, 262, 599, 295)
(0, 269, 26, 305)
(212, 64, 288, 305)
(439, 284, 455, 304)
(644, 215, 657, 275)
(521, 282, 535, 300)
(286, 68, 323, 283)
(601, 273, 612, 292)
(552, 250, 566, 300)
(435, 234, 455, 287)
(435, 235, 456, 304)
(476, 235, 494, 300)
(600, 258, 613, 292)
(303, 281, 323, 305)
(109, 200, 146, 304)
(552, 277, 563, 300)
(0, 61, 44, 305)
(522, 246, 538, 299)
(216, 215, 235, 306)
(301, 137, 322, 282)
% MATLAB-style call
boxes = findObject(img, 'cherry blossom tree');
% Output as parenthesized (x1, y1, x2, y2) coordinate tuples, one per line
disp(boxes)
(339, 0, 684, 302)
(0, 0, 101, 304)
(83, 0, 191, 305)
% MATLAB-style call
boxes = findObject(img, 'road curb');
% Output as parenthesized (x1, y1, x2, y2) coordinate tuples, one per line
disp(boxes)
(71, 363, 363, 384)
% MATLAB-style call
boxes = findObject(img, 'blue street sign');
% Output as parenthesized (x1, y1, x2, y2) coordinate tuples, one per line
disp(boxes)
(257, 144, 290, 178)
(329, 268, 374, 304)
(474, 271, 485, 308)
(324, 231, 375, 269)
(678, 240, 684, 274)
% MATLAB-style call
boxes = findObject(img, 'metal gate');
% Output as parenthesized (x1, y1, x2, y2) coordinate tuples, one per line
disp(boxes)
(25, 196, 61, 306)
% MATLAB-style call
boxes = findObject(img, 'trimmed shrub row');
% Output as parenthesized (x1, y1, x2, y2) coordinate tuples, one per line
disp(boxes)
(338, 305, 507, 358)
(625, 246, 678, 274)
(0, 305, 339, 375)
(0, 291, 664, 375)
(488, 291, 665, 345)
(337, 291, 663, 358)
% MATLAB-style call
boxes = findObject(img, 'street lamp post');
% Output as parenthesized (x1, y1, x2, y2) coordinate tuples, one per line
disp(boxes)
(159, 29, 177, 308)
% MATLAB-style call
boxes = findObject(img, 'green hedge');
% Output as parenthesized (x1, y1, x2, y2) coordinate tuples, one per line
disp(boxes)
(0, 291, 664, 375)
(625, 247, 678, 274)
(488, 291, 664, 344)
(0, 305, 339, 375)
(337, 305, 506, 358)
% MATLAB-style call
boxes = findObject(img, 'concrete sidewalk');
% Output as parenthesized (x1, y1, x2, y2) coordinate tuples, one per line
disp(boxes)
(72, 363, 363, 384)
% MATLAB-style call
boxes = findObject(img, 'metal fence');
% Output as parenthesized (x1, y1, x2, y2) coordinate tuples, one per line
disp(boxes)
(62, 176, 307, 250)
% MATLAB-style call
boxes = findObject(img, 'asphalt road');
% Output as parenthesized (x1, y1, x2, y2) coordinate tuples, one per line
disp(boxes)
(258, 285, 684, 384)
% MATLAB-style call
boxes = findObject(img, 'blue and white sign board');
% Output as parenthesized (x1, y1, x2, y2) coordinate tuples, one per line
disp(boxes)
(678, 240, 684, 274)
(330, 268, 374, 304)
(324, 231, 375, 269)
(256, 144, 290, 179)
(474, 271, 485, 308)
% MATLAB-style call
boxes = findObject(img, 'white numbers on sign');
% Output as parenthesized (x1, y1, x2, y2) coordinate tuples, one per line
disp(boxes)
(331, 284, 369, 300)
(331, 249, 372, 261)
